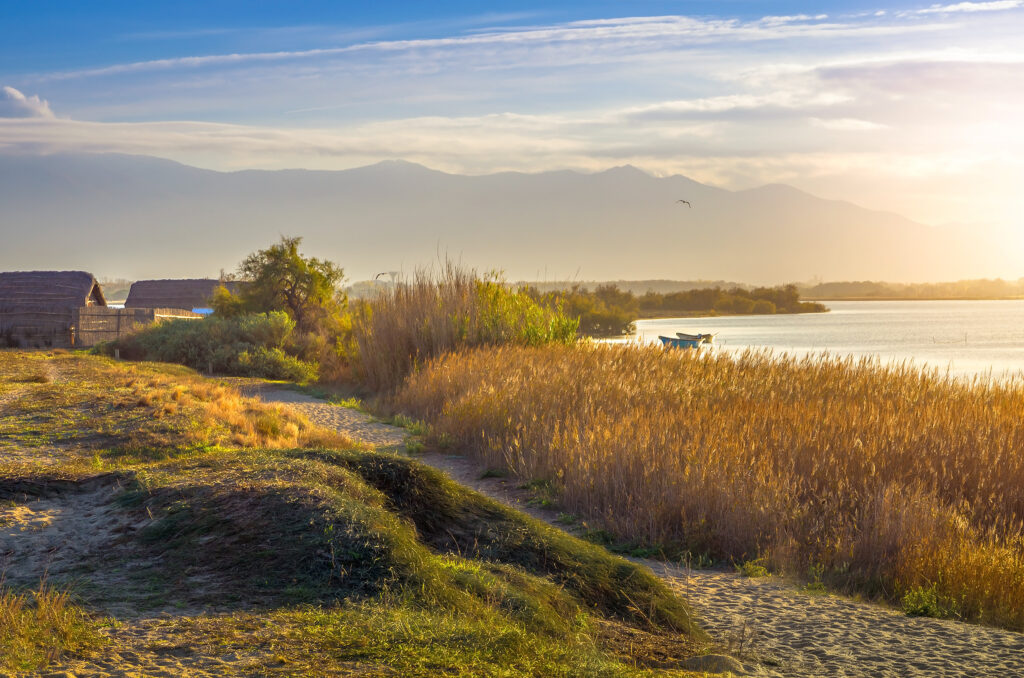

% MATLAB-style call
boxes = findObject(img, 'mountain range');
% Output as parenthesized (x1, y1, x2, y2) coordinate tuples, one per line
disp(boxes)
(0, 153, 996, 283)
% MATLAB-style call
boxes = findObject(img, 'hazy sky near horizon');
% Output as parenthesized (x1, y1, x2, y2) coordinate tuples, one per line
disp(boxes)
(2, 1, 1023, 258)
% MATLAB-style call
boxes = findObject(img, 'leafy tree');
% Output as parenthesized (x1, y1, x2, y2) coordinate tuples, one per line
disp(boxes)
(234, 236, 346, 330)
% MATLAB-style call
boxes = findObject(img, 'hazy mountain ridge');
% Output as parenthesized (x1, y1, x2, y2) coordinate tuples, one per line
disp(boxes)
(0, 152, 992, 282)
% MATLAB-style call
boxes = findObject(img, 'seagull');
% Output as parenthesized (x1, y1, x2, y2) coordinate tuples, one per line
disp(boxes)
(676, 199, 691, 208)
(374, 272, 387, 280)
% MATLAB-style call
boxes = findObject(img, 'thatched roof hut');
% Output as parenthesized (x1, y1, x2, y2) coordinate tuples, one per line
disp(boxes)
(0, 271, 106, 348)
(124, 279, 243, 312)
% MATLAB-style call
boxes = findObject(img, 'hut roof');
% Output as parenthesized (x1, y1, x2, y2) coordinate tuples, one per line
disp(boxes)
(0, 271, 106, 312)
(124, 279, 242, 311)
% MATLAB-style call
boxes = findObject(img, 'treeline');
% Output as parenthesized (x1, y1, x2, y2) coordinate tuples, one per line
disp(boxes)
(801, 278, 1024, 299)
(525, 283, 827, 336)
(524, 279, 745, 295)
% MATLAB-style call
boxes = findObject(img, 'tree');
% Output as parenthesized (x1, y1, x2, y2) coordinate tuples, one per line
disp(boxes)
(235, 236, 346, 330)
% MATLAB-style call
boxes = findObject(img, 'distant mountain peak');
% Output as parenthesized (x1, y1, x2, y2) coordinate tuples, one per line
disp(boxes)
(365, 159, 436, 173)
(600, 164, 651, 177)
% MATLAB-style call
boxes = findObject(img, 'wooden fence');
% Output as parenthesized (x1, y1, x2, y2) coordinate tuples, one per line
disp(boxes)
(73, 307, 201, 347)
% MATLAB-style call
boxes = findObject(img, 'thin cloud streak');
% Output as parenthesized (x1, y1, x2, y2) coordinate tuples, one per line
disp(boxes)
(28, 12, 955, 83)
(917, 1, 1024, 13)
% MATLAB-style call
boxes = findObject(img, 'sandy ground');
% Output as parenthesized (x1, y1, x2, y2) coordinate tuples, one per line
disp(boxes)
(0, 477, 129, 587)
(257, 388, 1024, 678)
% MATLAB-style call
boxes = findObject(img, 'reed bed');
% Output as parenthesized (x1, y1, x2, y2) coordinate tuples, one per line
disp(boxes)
(392, 343, 1024, 629)
(352, 264, 576, 392)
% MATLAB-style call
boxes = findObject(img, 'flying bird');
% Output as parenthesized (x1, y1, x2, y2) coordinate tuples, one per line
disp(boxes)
(676, 199, 691, 208)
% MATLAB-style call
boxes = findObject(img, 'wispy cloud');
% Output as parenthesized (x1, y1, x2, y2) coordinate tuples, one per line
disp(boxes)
(0, 86, 54, 118)
(28, 13, 954, 84)
(810, 117, 888, 131)
(917, 1, 1024, 14)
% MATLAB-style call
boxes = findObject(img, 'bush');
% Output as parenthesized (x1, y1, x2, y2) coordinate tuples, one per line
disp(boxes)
(97, 312, 318, 381)
(237, 346, 318, 382)
(902, 583, 962, 619)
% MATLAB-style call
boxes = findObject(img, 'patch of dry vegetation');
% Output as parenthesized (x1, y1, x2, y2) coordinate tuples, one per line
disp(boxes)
(351, 264, 577, 391)
(0, 351, 348, 464)
(391, 342, 1024, 630)
(0, 584, 102, 672)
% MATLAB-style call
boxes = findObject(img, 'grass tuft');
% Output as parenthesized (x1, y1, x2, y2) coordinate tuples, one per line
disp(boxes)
(0, 584, 102, 672)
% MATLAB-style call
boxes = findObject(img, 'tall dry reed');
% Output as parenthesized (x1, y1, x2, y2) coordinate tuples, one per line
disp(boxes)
(351, 264, 576, 391)
(392, 343, 1024, 629)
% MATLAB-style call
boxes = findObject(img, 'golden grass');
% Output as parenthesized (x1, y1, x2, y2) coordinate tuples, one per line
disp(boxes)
(392, 343, 1024, 630)
(0, 584, 101, 671)
(351, 264, 576, 392)
(0, 351, 349, 459)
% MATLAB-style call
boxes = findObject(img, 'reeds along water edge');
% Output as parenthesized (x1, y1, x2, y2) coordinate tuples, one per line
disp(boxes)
(392, 342, 1024, 630)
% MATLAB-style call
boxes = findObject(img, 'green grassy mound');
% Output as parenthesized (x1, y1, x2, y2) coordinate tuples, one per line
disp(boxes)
(124, 449, 701, 637)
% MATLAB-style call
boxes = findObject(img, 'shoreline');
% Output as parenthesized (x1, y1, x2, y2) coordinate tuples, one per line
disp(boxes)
(804, 296, 1024, 302)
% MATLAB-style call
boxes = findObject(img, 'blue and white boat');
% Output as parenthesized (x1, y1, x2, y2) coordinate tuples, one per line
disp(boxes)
(659, 332, 714, 349)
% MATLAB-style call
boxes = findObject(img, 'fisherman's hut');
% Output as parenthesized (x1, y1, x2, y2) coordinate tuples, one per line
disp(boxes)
(0, 270, 203, 349)
(125, 279, 242, 313)
(0, 271, 105, 348)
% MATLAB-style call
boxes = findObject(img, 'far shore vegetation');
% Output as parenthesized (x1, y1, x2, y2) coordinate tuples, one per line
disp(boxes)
(49, 234, 1024, 639)
(798, 278, 1024, 300)
(526, 283, 826, 336)
(509, 276, 1024, 301)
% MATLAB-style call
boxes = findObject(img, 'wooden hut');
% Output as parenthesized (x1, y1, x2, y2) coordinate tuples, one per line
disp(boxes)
(0, 271, 105, 348)
(125, 279, 242, 312)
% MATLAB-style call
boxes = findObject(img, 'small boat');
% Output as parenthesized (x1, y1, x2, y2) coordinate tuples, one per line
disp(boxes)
(659, 335, 704, 349)
(677, 332, 714, 344)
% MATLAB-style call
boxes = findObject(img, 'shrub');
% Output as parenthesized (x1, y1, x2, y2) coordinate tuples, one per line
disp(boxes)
(97, 312, 318, 381)
(901, 583, 962, 619)
(737, 559, 770, 578)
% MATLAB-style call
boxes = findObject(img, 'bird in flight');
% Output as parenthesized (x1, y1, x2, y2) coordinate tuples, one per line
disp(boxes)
(676, 199, 691, 208)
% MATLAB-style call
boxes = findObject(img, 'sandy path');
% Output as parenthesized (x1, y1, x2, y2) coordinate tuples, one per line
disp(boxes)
(257, 388, 1024, 678)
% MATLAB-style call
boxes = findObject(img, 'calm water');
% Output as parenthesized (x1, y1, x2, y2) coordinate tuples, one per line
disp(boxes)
(632, 300, 1024, 379)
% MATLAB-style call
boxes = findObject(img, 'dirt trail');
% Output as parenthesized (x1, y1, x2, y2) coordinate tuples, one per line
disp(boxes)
(257, 387, 1024, 678)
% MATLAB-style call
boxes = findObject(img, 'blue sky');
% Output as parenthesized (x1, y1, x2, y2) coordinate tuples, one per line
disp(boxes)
(2, 1, 1023, 249)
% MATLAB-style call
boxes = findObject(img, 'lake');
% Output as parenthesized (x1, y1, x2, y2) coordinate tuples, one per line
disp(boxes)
(631, 300, 1024, 379)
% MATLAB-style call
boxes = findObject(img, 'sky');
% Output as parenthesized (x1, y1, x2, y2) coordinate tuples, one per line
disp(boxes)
(2, 0, 1023, 263)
